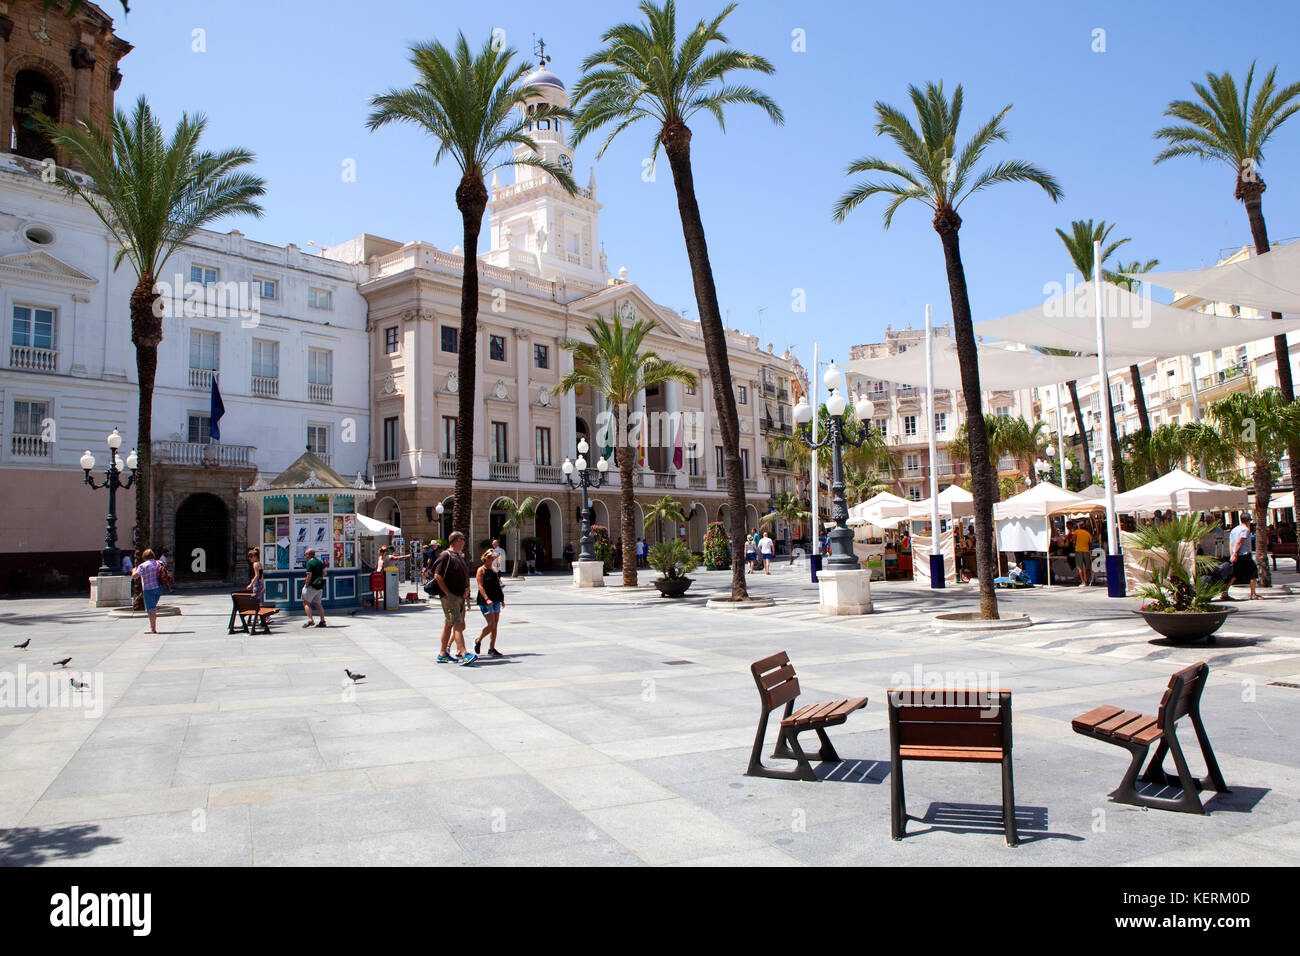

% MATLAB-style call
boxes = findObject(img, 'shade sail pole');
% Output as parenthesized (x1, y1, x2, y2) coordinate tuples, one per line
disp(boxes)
(811, 341, 819, 571)
(1055, 386, 1066, 485)
(1093, 243, 1123, 596)
(926, 305, 943, 587)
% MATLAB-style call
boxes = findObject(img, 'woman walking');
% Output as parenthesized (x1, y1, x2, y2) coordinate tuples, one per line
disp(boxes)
(246, 548, 265, 604)
(131, 549, 165, 634)
(474, 549, 506, 657)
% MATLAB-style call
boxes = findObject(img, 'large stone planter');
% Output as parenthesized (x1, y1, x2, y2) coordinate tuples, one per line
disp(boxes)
(653, 577, 692, 598)
(1135, 607, 1234, 643)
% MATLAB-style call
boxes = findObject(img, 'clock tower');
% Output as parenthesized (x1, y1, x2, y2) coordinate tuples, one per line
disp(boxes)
(483, 50, 607, 287)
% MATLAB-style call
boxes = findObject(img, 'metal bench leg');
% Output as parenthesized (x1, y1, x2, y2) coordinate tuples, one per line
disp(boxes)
(227, 607, 239, 634)
(780, 728, 819, 782)
(1001, 758, 1018, 847)
(1140, 738, 1173, 787)
(1164, 734, 1207, 814)
(1190, 711, 1228, 793)
(890, 754, 906, 840)
(770, 702, 797, 760)
(813, 726, 840, 762)
(747, 708, 774, 777)
(1110, 739, 1153, 807)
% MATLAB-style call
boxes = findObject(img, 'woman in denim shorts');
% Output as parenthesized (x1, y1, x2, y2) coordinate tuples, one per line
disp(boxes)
(474, 550, 506, 657)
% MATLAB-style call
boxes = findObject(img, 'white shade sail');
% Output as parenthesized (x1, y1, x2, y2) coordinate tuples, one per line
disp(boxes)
(976, 280, 1300, 358)
(847, 336, 1108, 391)
(1112, 468, 1246, 515)
(1076, 483, 1106, 499)
(1268, 490, 1295, 511)
(993, 481, 1087, 521)
(1134, 241, 1300, 317)
(356, 513, 401, 537)
(884, 483, 975, 520)
(847, 491, 910, 528)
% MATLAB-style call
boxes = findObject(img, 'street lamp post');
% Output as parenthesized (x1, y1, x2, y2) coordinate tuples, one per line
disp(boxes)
(80, 429, 138, 575)
(562, 438, 609, 562)
(793, 363, 875, 571)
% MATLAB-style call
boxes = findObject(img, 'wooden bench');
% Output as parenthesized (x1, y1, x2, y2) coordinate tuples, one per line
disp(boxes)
(747, 652, 867, 781)
(228, 592, 278, 635)
(1072, 661, 1228, 814)
(1269, 540, 1298, 571)
(887, 688, 1018, 845)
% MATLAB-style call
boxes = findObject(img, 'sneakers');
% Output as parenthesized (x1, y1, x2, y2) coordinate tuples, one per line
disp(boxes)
(459, 652, 478, 666)
(488, 648, 504, 658)
(302, 621, 315, 628)
(436, 653, 456, 663)
(474, 639, 482, 654)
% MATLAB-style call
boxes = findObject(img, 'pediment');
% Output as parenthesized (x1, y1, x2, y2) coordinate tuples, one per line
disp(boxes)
(0, 250, 98, 287)
(569, 282, 691, 340)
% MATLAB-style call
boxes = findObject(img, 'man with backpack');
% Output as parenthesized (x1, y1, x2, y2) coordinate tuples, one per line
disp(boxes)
(431, 532, 476, 664)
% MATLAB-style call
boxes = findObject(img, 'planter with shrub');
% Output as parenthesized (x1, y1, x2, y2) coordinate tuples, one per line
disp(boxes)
(1130, 512, 1234, 643)
(702, 521, 731, 571)
(648, 539, 699, 598)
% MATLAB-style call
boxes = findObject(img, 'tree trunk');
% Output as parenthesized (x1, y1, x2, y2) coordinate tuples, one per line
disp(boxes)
(130, 275, 161, 552)
(1066, 380, 1093, 486)
(1253, 456, 1272, 589)
(617, 410, 637, 588)
(1104, 378, 1126, 494)
(663, 126, 748, 600)
(934, 210, 998, 619)
(1242, 187, 1300, 527)
(1129, 363, 1157, 481)
(452, 176, 487, 545)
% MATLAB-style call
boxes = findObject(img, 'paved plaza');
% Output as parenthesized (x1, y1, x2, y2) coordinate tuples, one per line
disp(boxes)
(2, 566, 1299, 867)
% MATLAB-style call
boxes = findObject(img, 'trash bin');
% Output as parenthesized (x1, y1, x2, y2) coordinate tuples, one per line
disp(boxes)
(810, 553, 823, 583)
(1023, 557, 1045, 585)
(383, 567, 400, 610)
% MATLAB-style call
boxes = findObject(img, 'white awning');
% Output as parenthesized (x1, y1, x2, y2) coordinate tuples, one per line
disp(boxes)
(884, 484, 975, 520)
(1268, 490, 1295, 511)
(847, 491, 909, 530)
(1112, 468, 1246, 514)
(993, 482, 1088, 521)
(356, 513, 401, 537)
(1134, 241, 1300, 317)
(847, 335, 1108, 390)
(976, 280, 1300, 358)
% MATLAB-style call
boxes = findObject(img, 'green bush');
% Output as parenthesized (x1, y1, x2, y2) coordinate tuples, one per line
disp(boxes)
(648, 539, 699, 581)
(703, 521, 731, 570)
(591, 525, 613, 574)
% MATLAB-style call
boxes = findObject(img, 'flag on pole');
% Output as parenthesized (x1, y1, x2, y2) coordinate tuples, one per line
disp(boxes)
(209, 375, 226, 441)
(636, 412, 647, 468)
(672, 414, 684, 470)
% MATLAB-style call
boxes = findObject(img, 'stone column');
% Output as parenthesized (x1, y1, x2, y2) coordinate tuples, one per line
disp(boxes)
(472, 328, 488, 480)
(71, 41, 96, 133)
(701, 374, 715, 491)
(665, 380, 684, 489)
(635, 388, 650, 488)
(750, 378, 763, 494)
(402, 313, 420, 479)
(560, 346, 577, 461)
(516, 331, 533, 482)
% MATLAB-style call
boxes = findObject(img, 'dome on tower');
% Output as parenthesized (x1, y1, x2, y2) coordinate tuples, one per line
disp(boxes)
(525, 67, 566, 92)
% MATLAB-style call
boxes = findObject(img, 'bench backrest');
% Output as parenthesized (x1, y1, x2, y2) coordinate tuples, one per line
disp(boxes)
(1156, 662, 1208, 728)
(750, 651, 801, 712)
(887, 689, 1013, 751)
(231, 592, 259, 612)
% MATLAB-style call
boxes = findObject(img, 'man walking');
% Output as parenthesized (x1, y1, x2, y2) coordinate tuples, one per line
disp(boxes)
(432, 531, 476, 664)
(1227, 514, 1259, 601)
(759, 531, 775, 574)
(301, 548, 327, 627)
(491, 537, 507, 573)
(1071, 521, 1092, 587)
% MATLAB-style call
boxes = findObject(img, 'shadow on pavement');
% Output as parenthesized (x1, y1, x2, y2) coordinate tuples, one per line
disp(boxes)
(0, 824, 122, 866)
(904, 801, 1082, 845)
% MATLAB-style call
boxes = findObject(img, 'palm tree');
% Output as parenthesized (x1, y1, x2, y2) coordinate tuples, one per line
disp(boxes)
(1034, 347, 1094, 486)
(1110, 256, 1162, 480)
(44, 97, 266, 554)
(1156, 64, 1300, 510)
(559, 316, 697, 587)
(1209, 388, 1299, 587)
(572, 0, 782, 601)
(368, 35, 576, 541)
(1179, 421, 1239, 480)
(833, 81, 1062, 619)
(496, 495, 539, 578)
(759, 490, 811, 561)
(1055, 219, 1150, 488)
(643, 494, 687, 543)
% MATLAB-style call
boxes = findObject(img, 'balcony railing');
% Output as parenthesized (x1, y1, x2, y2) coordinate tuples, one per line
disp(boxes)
(308, 381, 334, 403)
(375, 460, 399, 481)
(10, 345, 57, 372)
(151, 440, 255, 468)
(439, 457, 457, 479)
(189, 367, 216, 390)
(655, 472, 676, 488)
(536, 464, 563, 483)
(10, 434, 50, 458)
(251, 375, 279, 398)
(744, 478, 757, 492)
(761, 456, 789, 470)
(489, 461, 518, 481)
(689, 475, 707, 490)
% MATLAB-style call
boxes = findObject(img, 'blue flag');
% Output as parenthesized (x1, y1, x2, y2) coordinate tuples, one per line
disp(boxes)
(209, 375, 225, 441)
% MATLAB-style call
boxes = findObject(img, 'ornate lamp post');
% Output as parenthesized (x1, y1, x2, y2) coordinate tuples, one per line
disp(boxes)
(80, 428, 138, 575)
(562, 438, 609, 562)
(793, 363, 875, 570)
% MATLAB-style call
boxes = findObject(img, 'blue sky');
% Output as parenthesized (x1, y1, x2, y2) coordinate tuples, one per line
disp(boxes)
(110, 0, 1300, 371)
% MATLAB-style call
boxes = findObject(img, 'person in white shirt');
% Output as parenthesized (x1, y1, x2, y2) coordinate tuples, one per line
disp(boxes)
(491, 538, 507, 574)
(759, 532, 775, 574)
(1227, 514, 1259, 600)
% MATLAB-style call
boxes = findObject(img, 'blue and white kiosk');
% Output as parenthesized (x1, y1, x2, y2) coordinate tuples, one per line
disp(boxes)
(240, 451, 374, 613)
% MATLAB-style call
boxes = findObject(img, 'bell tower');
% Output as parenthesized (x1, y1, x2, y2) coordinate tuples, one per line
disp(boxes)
(483, 40, 607, 286)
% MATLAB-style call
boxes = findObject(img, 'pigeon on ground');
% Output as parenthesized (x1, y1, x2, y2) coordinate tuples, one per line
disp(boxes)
(70, 678, 89, 690)
(13, 638, 30, 649)
(344, 668, 366, 683)
(54, 657, 72, 667)
(349, 609, 358, 616)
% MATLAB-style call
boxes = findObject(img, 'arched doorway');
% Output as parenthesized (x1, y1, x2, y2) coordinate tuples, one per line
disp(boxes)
(12, 70, 60, 161)
(175, 493, 229, 582)
(746, 504, 762, 537)
(689, 502, 708, 551)
(535, 498, 561, 570)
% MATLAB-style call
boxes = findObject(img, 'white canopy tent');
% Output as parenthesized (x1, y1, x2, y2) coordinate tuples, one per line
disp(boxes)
(1077, 484, 1106, 499)
(884, 484, 975, 521)
(847, 335, 1112, 390)
(1134, 240, 1300, 317)
(1112, 469, 1247, 515)
(355, 513, 402, 537)
(1268, 490, 1295, 511)
(847, 491, 909, 529)
(993, 482, 1091, 585)
(975, 280, 1300, 358)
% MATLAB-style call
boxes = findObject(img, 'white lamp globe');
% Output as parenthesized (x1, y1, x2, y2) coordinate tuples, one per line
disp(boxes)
(1046, 444, 1056, 458)
(575, 456, 587, 472)
(596, 457, 609, 472)
(107, 428, 122, 450)
(126, 449, 138, 471)
(793, 401, 813, 425)
(436, 502, 445, 515)
(562, 458, 574, 475)
(826, 392, 847, 418)
(823, 363, 841, 392)
(855, 396, 874, 422)
(80, 450, 95, 470)
(114, 454, 125, 472)
(577, 438, 589, 455)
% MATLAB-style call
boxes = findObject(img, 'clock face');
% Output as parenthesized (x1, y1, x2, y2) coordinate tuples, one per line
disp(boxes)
(559, 153, 573, 174)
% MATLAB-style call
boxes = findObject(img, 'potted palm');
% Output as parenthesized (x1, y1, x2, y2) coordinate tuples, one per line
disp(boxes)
(648, 539, 699, 598)
(1129, 512, 1233, 643)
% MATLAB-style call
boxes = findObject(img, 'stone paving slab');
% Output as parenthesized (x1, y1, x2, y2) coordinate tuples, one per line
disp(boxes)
(2, 567, 1299, 866)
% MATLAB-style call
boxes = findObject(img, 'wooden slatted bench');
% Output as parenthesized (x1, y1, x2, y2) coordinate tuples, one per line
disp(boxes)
(747, 652, 867, 781)
(1072, 661, 1228, 814)
(887, 688, 1018, 845)
(228, 592, 278, 635)
(1269, 540, 1298, 571)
